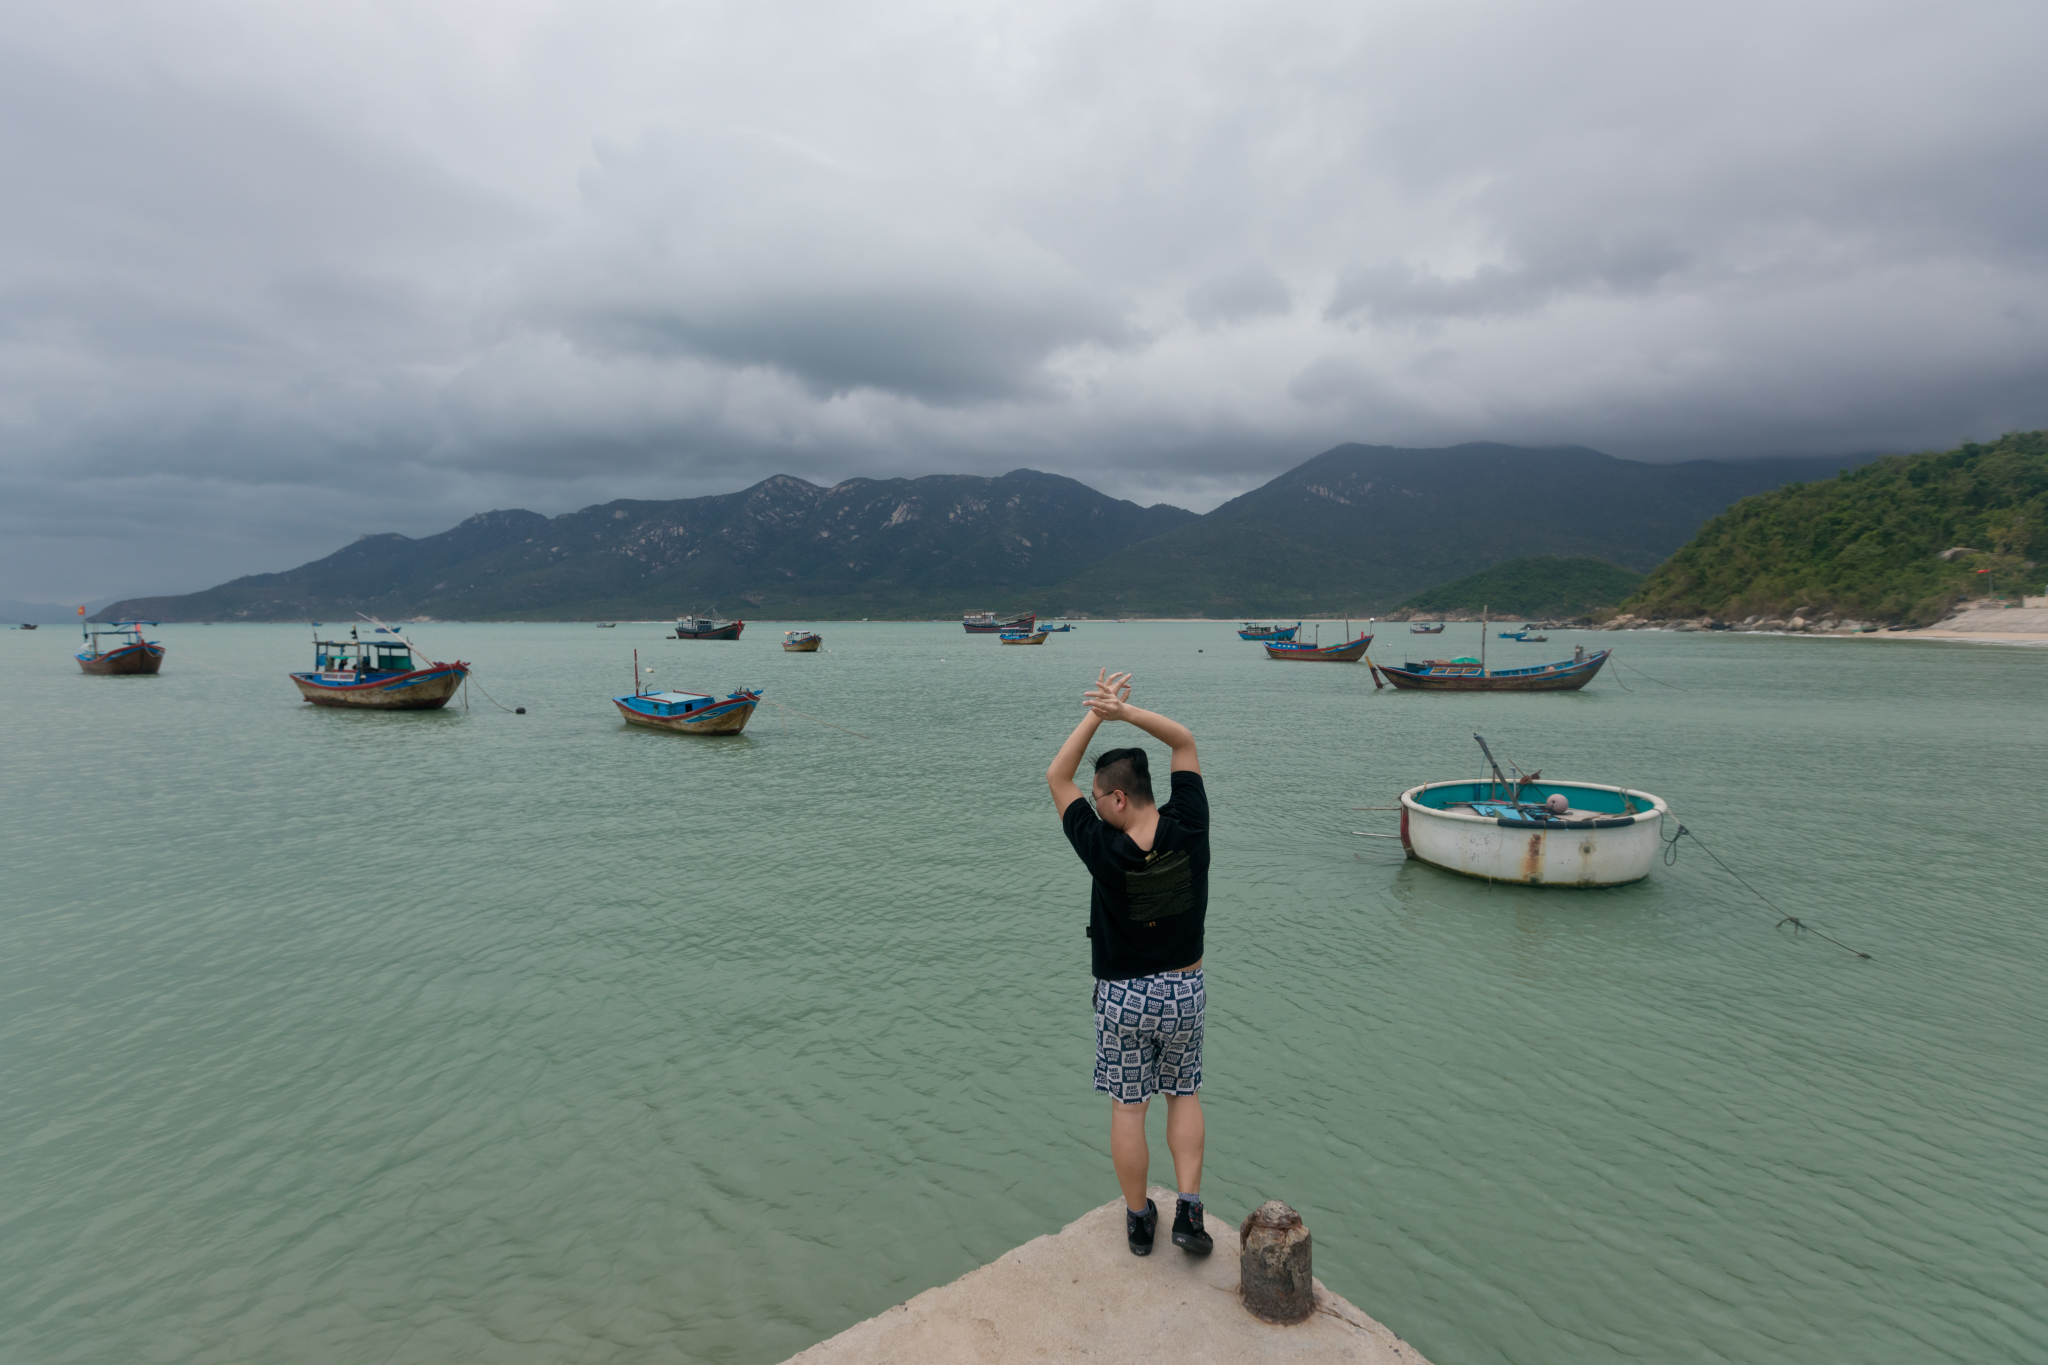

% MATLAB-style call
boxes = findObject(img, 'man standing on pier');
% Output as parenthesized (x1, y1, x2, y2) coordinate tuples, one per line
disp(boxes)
(1047, 669, 1214, 1259)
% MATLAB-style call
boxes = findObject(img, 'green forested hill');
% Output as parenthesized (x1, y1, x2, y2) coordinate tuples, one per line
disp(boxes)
(1627, 432, 2048, 625)
(1399, 556, 1643, 617)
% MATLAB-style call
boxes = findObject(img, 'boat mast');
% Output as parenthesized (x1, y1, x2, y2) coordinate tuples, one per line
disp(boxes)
(1480, 604, 1488, 675)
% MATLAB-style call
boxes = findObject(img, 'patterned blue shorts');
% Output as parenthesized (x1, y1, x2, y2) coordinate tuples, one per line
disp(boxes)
(1093, 969, 1204, 1104)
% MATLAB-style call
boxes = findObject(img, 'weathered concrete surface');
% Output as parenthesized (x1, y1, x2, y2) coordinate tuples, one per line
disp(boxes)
(781, 1188, 1431, 1365)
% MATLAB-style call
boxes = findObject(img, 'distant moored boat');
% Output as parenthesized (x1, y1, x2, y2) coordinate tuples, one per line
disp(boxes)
(783, 630, 822, 652)
(613, 688, 761, 733)
(1237, 621, 1300, 641)
(1264, 629, 1372, 662)
(76, 621, 165, 675)
(964, 610, 1036, 634)
(289, 624, 468, 708)
(999, 629, 1050, 645)
(674, 613, 744, 640)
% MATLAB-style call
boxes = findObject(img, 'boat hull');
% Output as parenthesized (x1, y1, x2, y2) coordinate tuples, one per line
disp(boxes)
(964, 613, 1036, 634)
(613, 695, 758, 733)
(1400, 779, 1667, 886)
(77, 642, 165, 675)
(1379, 650, 1608, 691)
(674, 622, 744, 640)
(290, 665, 468, 709)
(1264, 635, 1372, 662)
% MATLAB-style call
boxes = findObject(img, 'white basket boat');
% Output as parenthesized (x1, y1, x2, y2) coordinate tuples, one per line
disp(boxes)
(1399, 778, 1668, 886)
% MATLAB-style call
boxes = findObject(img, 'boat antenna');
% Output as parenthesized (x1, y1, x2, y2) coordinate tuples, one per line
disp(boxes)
(1474, 733, 1509, 799)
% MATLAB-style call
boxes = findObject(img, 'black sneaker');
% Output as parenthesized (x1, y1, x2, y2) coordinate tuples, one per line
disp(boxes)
(1125, 1198, 1157, 1256)
(1172, 1198, 1213, 1256)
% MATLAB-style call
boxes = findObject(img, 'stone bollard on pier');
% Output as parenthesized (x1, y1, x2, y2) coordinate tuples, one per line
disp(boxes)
(1238, 1200, 1315, 1324)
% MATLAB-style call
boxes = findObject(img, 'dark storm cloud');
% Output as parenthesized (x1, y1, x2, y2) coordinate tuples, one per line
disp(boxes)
(5, 0, 2048, 599)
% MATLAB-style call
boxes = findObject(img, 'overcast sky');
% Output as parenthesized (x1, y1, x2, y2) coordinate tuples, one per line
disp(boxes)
(5, 0, 2046, 601)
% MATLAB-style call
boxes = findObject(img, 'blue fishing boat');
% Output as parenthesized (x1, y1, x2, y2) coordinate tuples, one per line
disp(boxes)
(1265, 628, 1373, 662)
(999, 629, 1050, 645)
(77, 620, 165, 675)
(1237, 621, 1301, 641)
(290, 624, 467, 708)
(1379, 648, 1608, 691)
(613, 688, 761, 733)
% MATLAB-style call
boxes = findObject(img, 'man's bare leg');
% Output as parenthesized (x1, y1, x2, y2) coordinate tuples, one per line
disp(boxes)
(1110, 1099, 1151, 1209)
(1164, 1092, 1204, 1195)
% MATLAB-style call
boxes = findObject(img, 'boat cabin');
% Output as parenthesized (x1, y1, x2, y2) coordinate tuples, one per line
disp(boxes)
(631, 689, 719, 717)
(80, 621, 157, 656)
(312, 634, 417, 677)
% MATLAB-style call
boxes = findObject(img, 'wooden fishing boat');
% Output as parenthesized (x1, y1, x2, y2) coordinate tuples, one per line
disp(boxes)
(1378, 604, 1599, 690)
(999, 629, 1050, 645)
(673, 613, 744, 640)
(963, 610, 1036, 634)
(1044, 623, 1075, 632)
(289, 626, 467, 708)
(782, 630, 823, 652)
(1379, 649, 1608, 690)
(596, 622, 617, 628)
(19, 622, 36, 630)
(76, 621, 165, 675)
(1264, 631, 1372, 662)
(1237, 621, 1301, 641)
(1399, 756, 1667, 886)
(613, 687, 761, 733)
(1409, 622, 1445, 634)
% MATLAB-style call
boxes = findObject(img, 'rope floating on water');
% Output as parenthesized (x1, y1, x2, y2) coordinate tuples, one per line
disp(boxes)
(1618, 658, 1686, 689)
(464, 670, 523, 714)
(761, 698, 870, 740)
(1663, 819, 1871, 959)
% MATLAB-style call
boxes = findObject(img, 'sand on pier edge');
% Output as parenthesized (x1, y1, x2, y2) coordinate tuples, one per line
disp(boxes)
(779, 1187, 1432, 1365)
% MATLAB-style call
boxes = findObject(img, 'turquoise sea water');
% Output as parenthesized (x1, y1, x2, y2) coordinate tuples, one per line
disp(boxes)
(3, 622, 2043, 1365)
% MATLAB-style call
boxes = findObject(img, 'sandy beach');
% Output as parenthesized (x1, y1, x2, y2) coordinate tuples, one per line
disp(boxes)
(1864, 605, 2048, 645)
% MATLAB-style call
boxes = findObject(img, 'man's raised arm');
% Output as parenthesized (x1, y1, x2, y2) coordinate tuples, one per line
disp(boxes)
(1047, 670, 1129, 814)
(1084, 673, 1200, 774)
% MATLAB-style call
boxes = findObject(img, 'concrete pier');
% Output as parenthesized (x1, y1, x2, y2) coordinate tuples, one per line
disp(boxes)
(780, 1188, 1431, 1365)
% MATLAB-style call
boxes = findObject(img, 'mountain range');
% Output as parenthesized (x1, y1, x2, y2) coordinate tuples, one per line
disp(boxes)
(95, 445, 1871, 622)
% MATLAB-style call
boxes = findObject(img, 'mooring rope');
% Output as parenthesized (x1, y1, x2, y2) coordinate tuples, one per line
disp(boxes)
(1618, 658, 1686, 689)
(1662, 819, 1871, 958)
(464, 671, 522, 714)
(761, 698, 870, 740)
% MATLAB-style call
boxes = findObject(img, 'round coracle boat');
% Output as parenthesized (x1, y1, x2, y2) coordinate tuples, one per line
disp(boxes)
(1399, 778, 1668, 886)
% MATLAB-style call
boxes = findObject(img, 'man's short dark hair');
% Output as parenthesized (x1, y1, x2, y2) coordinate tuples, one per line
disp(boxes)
(1093, 747, 1155, 806)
